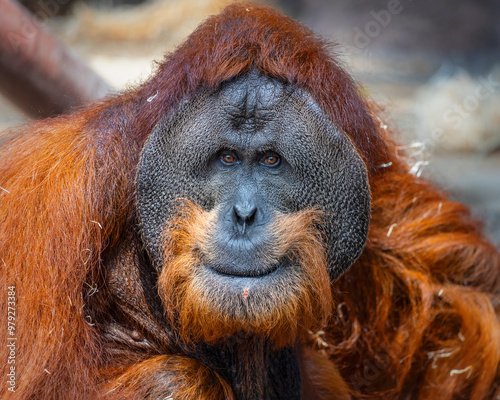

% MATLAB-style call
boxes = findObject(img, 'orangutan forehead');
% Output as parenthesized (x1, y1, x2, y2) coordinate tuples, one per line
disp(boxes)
(217, 72, 292, 129)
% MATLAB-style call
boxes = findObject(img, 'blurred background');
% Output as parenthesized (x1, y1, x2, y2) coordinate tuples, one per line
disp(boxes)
(1, 0, 499, 244)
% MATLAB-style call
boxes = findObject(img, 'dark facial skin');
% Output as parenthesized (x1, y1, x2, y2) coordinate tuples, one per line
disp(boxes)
(205, 137, 285, 277)
(137, 71, 370, 281)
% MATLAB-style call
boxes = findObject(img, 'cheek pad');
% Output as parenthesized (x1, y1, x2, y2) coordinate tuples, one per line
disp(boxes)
(322, 136, 370, 278)
(137, 87, 371, 278)
(136, 116, 214, 268)
(279, 99, 371, 278)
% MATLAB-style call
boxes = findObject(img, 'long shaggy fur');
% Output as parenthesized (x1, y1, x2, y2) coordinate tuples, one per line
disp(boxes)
(0, 3, 499, 399)
(103, 355, 235, 400)
(328, 174, 500, 398)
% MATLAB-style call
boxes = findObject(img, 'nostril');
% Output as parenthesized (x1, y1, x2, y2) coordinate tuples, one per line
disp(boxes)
(233, 203, 257, 233)
(234, 203, 257, 221)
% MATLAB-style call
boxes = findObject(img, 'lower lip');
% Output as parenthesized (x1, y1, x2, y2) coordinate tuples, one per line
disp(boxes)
(206, 262, 283, 278)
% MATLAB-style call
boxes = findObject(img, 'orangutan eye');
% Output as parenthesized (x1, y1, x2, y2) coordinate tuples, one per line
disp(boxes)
(261, 153, 281, 167)
(220, 151, 238, 166)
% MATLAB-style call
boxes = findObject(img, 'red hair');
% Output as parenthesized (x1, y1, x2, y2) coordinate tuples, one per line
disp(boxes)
(0, 4, 498, 398)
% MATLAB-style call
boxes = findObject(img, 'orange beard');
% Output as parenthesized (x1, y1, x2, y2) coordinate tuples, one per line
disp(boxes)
(158, 200, 333, 348)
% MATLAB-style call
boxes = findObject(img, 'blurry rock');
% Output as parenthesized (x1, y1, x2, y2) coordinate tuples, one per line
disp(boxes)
(414, 66, 500, 153)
